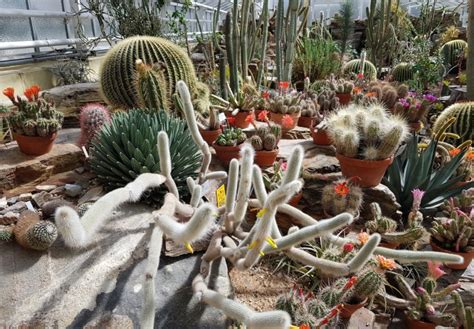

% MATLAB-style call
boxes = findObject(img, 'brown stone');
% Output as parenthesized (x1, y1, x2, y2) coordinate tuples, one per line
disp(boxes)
(0, 211, 20, 225)
(32, 191, 55, 208)
(41, 199, 75, 219)
(84, 314, 133, 329)
(35, 185, 57, 192)
(18, 193, 32, 202)
(0, 202, 26, 215)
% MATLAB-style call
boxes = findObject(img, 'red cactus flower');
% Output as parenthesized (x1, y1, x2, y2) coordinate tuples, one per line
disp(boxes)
(343, 276, 357, 290)
(449, 148, 461, 157)
(357, 73, 364, 79)
(281, 114, 294, 129)
(279, 81, 290, 90)
(467, 151, 474, 161)
(257, 109, 269, 121)
(245, 113, 255, 124)
(3, 87, 15, 101)
(299, 324, 310, 329)
(24, 85, 40, 101)
(334, 181, 350, 196)
(261, 91, 270, 99)
(227, 117, 236, 126)
(343, 242, 354, 253)
(353, 86, 363, 94)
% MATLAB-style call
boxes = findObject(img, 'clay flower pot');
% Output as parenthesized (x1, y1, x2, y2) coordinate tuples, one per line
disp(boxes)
(13, 132, 57, 156)
(406, 317, 436, 329)
(269, 112, 300, 130)
(340, 299, 367, 319)
(212, 142, 242, 166)
(199, 128, 222, 146)
(298, 116, 314, 128)
(336, 93, 352, 106)
(379, 241, 400, 249)
(336, 153, 394, 188)
(288, 192, 303, 207)
(311, 127, 331, 146)
(430, 240, 474, 270)
(254, 148, 278, 168)
(226, 111, 253, 129)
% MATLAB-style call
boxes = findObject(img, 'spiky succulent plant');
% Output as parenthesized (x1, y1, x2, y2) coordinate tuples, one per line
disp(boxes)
(79, 103, 111, 148)
(321, 178, 363, 216)
(430, 208, 473, 253)
(215, 127, 247, 146)
(89, 109, 201, 200)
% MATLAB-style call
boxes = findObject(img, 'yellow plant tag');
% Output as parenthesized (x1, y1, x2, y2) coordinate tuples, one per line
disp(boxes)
(257, 208, 268, 218)
(216, 184, 226, 207)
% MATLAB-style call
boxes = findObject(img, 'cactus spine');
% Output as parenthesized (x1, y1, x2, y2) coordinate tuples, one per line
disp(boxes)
(13, 211, 58, 251)
(78, 103, 111, 148)
(321, 179, 363, 216)
(433, 102, 473, 143)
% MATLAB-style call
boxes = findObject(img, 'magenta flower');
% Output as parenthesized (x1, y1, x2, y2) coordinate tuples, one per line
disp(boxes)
(411, 188, 425, 211)
(427, 261, 446, 280)
(423, 93, 437, 102)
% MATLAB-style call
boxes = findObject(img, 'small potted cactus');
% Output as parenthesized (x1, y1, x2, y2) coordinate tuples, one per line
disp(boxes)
(430, 192, 473, 270)
(247, 118, 282, 168)
(267, 91, 302, 130)
(298, 78, 320, 128)
(198, 108, 222, 145)
(255, 90, 271, 122)
(311, 89, 340, 146)
(330, 79, 354, 106)
(326, 104, 409, 187)
(4, 86, 63, 156)
(321, 178, 363, 219)
(393, 92, 437, 132)
(213, 126, 247, 165)
(79, 103, 111, 148)
(226, 84, 258, 129)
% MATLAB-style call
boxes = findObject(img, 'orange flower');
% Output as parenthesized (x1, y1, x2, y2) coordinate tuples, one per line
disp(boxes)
(365, 91, 377, 98)
(24, 85, 40, 101)
(449, 148, 461, 157)
(334, 181, 350, 196)
(353, 86, 363, 94)
(261, 91, 270, 99)
(227, 117, 236, 126)
(281, 114, 294, 129)
(299, 324, 310, 329)
(357, 232, 369, 245)
(279, 81, 290, 90)
(467, 151, 474, 161)
(3, 87, 15, 101)
(343, 276, 357, 290)
(245, 113, 255, 124)
(376, 255, 397, 270)
(257, 110, 269, 121)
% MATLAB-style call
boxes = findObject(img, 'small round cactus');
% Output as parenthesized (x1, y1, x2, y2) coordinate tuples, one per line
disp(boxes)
(14, 210, 58, 251)
(79, 104, 111, 148)
(353, 269, 385, 301)
(319, 286, 339, 308)
(0, 225, 14, 242)
(275, 290, 300, 319)
(249, 135, 263, 151)
(306, 299, 329, 319)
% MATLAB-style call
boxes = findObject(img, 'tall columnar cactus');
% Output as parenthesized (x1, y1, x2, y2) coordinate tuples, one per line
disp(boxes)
(433, 102, 473, 143)
(13, 210, 58, 251)
(321, 178, 363, 216)
(391, 62, 415, 82)
(78, 103, 111, 148)
(135, 60, 169, 111)
(275, 0, 299, 83)
(343, 58, 377, 80)
(439, 39, 468, 68)
(99, 36, 209, 114)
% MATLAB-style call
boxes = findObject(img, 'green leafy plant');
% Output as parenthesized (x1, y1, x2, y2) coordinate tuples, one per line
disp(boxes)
(90, 109, 201, 199)
(383, 135, 474, 215)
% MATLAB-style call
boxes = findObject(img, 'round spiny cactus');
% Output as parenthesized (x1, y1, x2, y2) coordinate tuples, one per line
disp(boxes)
(0, 225, 14, 242)
(79, 104, 111, 148)
(343, 59, 377, 80)
(263, 134, 277, 151)
(249, 135, 263, 151)
(353, 270, 385, 300)
(306, 299, 329, 320)
(319, 286, 339, 308)
(77, 202, 95, 217)
(439, 39, 467, 67)
(25, 221, 58, 251)
(99, 36, 209, 114)
(275, 290, 300, 319)
(391, 62, 414, 82)
(89, 109, 201, 201)
(433, 102, 473, 143)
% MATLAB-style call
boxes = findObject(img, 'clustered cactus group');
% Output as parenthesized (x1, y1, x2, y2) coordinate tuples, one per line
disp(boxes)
(215, 127, 247, 146)
(268, 92, 302, 115)
(4, 86, 63, 137)
(329, 79, 354, 94)
(321, 178, 363, 217)
(326, 104, 410, 160)
(316, 89, 340, 115)
(248, 123, 282, 151)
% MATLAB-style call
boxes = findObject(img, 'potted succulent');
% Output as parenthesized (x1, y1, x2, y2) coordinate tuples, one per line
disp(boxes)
(330, 79, 354, 106)
(226, 84, 258, 129)
(298, 78, 320, 128)
(326, 104, 409, 187)
(430, 192, 473, 270)
(393, 92, 437, 132)
(213, 126, 247, 165)
(4, 86, 63, 156)
(311, 89, 340, 146)
(199, 108, 222, 145)
(267, 91, 302, 131)
(321, 178, 363, 219)
(247, 112, 282, 168)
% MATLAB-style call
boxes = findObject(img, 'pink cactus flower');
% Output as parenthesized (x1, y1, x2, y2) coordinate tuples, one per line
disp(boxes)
(411, 189, 425, 211)
(427, 261, 446, 280)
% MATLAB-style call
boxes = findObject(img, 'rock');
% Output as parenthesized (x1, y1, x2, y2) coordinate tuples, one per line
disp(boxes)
(0, 201, 26, 215)
(459, 261, 474, 309)
(0, 197, 7, 210)
(75, 167, 85, 174)
(41, 199, 75, 219)
(346, 307, 375, 328)
(78, 186, 103, 205)
(361, 184, 402, 220)
(190, 52, 206, 63)
(35, 185, 57, 192)
(32, 191, 55, 208)
(18, 193, 32, 202)
(7, 197, 18, 205)
(64, 184, 82, 197)
(50, 186, 65, 195)
(0, 212, 20, 225)
(84, 314, 133, 329)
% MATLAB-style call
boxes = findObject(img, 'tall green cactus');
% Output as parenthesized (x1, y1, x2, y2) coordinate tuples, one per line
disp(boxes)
(256, 0, 269, 87)
(135, 60, 169, 111)
(99, 36, 209, 114)
(433, 102, 474, 143)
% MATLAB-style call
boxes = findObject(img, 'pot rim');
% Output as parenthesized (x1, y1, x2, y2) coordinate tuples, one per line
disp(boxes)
(212, 142, 243, 151)
(13, 132, 57, 139)
(430, 239, 474, 256)
(336, 153, 394, 168)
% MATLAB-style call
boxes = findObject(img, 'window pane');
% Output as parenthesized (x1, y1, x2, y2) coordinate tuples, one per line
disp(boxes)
(29, 0, 63, 11)
(0, 17, 32, 42)
(32, 17, 67, 39)
(0, 0, 27, 9)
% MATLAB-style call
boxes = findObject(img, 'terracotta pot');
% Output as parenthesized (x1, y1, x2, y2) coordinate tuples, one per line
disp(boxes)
(269, 112, 300, 130)
(298, 116, 314, 128)
(409, 121, 422, 133)
(13, 132, 57, 156)
(340, 299, 367, 319)
(199, 128, 222, 146)
(336, 93, 352, 106)
(226, 111, 253, 129)
(405, 317, 436, 329)
(288, 192, 303, 207)
(311, 127, 331, 146)
(212, 143, 242, 166)
(254, 148, 278, 168)
(379, 241, 400, 249)
(430, 240, 473, 270)
(336, 153, 394, 188)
